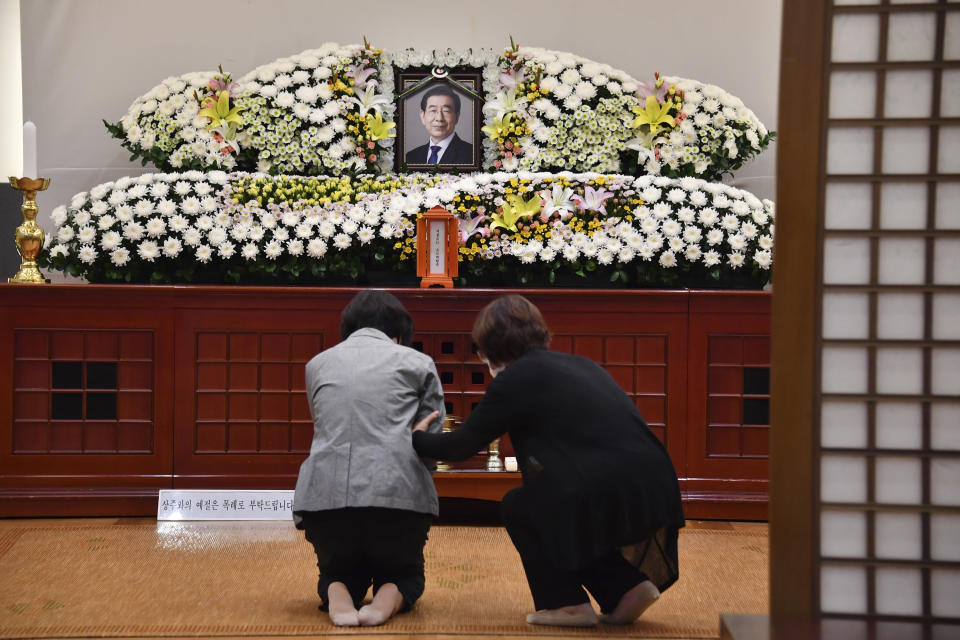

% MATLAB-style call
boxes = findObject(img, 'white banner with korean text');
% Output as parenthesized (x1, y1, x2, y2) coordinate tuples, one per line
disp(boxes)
(157, 489, 294, 521)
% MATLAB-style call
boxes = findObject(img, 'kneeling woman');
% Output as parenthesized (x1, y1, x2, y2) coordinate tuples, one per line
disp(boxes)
(294, 290, 444, 627)
(413, 295, 684, 627)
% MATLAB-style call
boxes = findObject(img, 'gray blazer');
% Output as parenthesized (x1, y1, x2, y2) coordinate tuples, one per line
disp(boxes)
(292, 328, 445, 524)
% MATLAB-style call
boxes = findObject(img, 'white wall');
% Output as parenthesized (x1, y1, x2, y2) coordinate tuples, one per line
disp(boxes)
(18, 0, 781, 281)
(1, 0, 22, 176)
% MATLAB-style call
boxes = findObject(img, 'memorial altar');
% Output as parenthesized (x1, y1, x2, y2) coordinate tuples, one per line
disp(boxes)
(2, 38, 774, 519)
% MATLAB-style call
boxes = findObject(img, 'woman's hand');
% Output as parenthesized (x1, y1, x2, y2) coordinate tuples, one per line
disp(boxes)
(413, 411, 439, 433)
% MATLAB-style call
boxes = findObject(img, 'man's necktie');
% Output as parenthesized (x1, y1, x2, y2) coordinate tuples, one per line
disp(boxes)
(427, 145, 441, 164)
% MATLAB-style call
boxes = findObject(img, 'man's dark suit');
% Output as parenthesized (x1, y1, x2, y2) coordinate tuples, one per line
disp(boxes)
(405, 134, 474, 165)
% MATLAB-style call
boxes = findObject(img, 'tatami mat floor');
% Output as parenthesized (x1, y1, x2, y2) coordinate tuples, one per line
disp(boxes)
(0, 518, 767, 640)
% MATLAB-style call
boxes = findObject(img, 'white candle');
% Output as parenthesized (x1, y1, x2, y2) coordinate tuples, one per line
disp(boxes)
(23, 121, 37, 178)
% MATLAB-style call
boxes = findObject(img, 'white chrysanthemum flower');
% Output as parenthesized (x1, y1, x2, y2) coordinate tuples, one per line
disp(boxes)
(273, 227, 290, 242)
(721, 214, 740, 231)
(728, 252, 745, 268)
(659, 251, 677, 268)
(91, 201, 110, 216)
(230, 225, 249, 242)
(759, 234, 773, 250)
(196, 215, 214, 231)
(752, 209, 769, 225)
(333, 233, 351, 250)
(574, 82, 596, 100)
(77, 226, 96, 244)
(740, 222, 758, 239)
(703, 250, 721, 267)
(262, 240, 282, 260)
(357, 226, 375, 244)
(341, 219, 359, 235)
(174, 181, 193, 196)
(157, 200, 177, 217)
(110, 247, 131, 266)
(676, 207, 696, 224)
(150, 182, 170, 199)
(683, 226, 703, 244)
(661, 220, 681, 237)
(201, 197, 218, 213)
(240, 242, 259, 260)
(145, 218, 167, 237)
(50, 206, 68, 226)
(183, 228, 202, 247)
(122, 221, 145, 241)
(640, 217, 659, 234)
(133, 200, 155, 217)
(685, 244, 702, 262)
(698, 208, 719, 226)
(652, 203, 672, 219)
(181, 197, 201, 215)
(640, 187, 661, 203)
(162, 238, 182, 258)
(100, 231, 122, 251)
(217, 242, 236, 259)
(78, 244, 97, 264)
(667, 188, 686, 204)
(195, 244, 213, 263)
(287, 239, 304, 255)
(193, 181, 213, 196)
(562, 245, 580, 262)
(668, 236, 685, 253)
(307, 238, 328, 258)
(706, 228, 724, 245)
(138, 240, 160, 262)
(563, 95, 582, 110)
(207, 227, 228, 246)
(168, 214, 189, 232)
(71, 193, 89, 209)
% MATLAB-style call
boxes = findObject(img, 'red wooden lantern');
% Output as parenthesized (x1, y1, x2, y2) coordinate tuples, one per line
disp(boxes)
(416, 205, 459, 288)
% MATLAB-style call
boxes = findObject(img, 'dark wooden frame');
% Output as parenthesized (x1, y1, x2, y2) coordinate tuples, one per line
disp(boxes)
(770, 0, 960, 628)
(395, 67, 483, 172)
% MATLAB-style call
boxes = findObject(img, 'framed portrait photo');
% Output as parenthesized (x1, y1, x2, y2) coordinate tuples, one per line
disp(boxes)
(395, 67, 483, 173)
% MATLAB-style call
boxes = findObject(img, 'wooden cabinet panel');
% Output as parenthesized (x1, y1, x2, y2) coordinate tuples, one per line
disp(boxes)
(0, 284, 770, 518)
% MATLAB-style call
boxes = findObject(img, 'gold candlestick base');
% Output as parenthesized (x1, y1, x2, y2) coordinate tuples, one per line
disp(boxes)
(486, 437, 503, 471)
(8, 176, 51, 284)
(435, 415, 459, 472)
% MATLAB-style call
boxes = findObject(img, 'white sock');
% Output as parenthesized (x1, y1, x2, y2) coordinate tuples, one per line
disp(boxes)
(525, 602, 598, 627)
(599, 580, 660, 624)
(326, 582, 359, 627)
(358, 583, 404, 627)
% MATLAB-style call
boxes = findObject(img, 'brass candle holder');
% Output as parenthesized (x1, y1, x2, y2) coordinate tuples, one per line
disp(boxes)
(8, 176, 51, 284)
(486, 437, 503, 471)
(435, 415, 459, 472)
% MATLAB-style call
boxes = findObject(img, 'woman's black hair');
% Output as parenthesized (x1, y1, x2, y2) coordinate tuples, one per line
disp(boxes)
(339, 290, 414, 346)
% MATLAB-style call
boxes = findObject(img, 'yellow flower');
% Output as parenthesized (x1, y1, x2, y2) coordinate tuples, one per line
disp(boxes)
(631, 95, 677, 136)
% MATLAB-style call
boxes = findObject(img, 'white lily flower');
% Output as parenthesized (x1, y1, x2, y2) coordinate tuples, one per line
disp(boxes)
(346, 85, 392, 117)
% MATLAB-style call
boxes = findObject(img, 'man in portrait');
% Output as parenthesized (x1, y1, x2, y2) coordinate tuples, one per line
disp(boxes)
(405, 85, 474, 165)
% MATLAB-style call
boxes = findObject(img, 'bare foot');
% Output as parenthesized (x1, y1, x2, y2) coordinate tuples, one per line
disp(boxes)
(525, 602, 597, 627)
(326, 582, 359, 627)
(358, 582, 404, 626)
(599, 580, 660, 624)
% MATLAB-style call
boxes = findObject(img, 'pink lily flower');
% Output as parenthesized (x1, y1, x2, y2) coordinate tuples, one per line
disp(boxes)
(570, 185, 614, 215)
(458, 213, 489, 244)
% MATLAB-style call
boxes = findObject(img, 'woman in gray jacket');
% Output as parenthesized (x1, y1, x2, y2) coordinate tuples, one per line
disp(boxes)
(292, 290, 445, 627)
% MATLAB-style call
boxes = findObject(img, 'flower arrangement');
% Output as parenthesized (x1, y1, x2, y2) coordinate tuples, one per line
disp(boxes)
(105, 40, 773, 183)
(40, 170, 773, 288)
(106, 41, 397, 176)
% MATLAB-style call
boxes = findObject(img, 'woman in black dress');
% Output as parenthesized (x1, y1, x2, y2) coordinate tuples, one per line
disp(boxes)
(412, 294, 684, 627)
